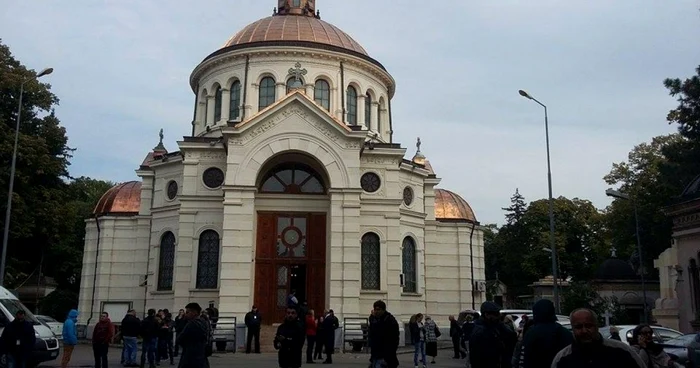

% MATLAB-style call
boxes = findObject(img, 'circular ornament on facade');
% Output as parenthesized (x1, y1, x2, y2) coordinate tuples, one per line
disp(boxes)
(403, 186, 414, 206)
(361, 172, 381, 193)
(202, 167, 225, 189)
(281, 226, 303, 248)
(166, 180, 178, 200)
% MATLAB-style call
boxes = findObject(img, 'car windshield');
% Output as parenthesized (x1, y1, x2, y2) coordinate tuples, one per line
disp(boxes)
(664, 334, 696, 347)
(0, 299, 40, 325)
(37, 315, 57, 323)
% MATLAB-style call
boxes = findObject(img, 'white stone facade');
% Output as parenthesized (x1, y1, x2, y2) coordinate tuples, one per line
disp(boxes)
(78, 3, 485, 336)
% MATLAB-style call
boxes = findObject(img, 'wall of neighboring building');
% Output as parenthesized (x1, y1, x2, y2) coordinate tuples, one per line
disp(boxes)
(675, 230, 700, 333)
(653, 245, 680, 331)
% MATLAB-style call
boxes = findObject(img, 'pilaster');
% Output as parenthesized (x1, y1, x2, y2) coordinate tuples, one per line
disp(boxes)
(370, 101, 379, 133)
(221, 88, 231, 122)
(328, 190, 361, 319)
(206, 95, 215, 126)
(357, 95, 366, 129)
(276, 83, 286, 102)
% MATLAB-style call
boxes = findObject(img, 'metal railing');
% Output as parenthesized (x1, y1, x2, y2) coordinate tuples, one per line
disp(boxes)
(342, 317, 369, 353)
(211, 315, 237, 353)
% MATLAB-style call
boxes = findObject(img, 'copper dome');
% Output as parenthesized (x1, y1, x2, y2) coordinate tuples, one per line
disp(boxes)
(434, 188, 477, 222)
(222, 15, 368, 56)
(93, 181, 142, 216)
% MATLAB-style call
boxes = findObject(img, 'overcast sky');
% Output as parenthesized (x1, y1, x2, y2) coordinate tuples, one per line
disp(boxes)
(2, 1, 699, 225)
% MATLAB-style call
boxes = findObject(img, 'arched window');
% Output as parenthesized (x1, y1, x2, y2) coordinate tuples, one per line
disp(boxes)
(365, 92, 372, 126)
(214, 86, 222, 122)
(286, 77, 303, 93)
(259, 77, 276, 110)
(347, 86, 358, 125)
(402, 237, 417, 293)
(196, 230, 220, 289)
(230, 81, 241, 120)
(314, 80, 330, 111)
(157, 232, 176, 291)
(361, 233, 380, 290)
(260, 163, 325, 194)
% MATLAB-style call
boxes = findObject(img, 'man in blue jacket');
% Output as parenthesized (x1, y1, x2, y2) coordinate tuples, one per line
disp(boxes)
(61, 309, 79, 368)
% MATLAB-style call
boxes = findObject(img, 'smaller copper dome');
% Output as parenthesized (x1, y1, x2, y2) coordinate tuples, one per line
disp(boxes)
(434, 188, 476, 222)
(94, 181, 142, 216)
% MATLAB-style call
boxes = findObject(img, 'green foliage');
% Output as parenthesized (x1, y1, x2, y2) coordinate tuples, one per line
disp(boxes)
(561, 283, 630, 325)
(38, 289, 78, 322)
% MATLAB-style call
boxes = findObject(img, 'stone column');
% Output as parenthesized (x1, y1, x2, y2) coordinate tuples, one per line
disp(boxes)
(370, 101, 379, 133)
(173, 152, 200, 308)
(221, 88, 231, 122)
(219, 187, 256, 318)
(206, 95, 215, 126)
(250, 83, 259, 116)
(357, 95, 366, 129)
(276, 82, 287, 102)
(196, 100, 207, 133)
(328, 189, 361, 319)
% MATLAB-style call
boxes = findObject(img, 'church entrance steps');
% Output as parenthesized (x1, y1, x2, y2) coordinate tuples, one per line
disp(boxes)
(256, 324, 280, 353)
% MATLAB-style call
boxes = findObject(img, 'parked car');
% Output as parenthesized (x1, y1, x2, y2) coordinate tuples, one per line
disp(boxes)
(0, 287, 59, 367)
(661, 333, 696, 366)
(599, 325, 684, 345)
(35, 315, 63, 339)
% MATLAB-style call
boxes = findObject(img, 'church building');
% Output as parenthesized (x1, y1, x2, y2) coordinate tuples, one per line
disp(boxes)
(78, 0, 485, 335)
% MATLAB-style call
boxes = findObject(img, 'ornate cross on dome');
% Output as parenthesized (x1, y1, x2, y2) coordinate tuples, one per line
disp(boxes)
(288, 62, 307, 86)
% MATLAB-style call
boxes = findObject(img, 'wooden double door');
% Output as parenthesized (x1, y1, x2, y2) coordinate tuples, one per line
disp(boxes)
(254, 212, 326, 323)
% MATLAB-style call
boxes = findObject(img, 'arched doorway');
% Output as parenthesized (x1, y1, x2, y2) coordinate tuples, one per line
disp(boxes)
(253, 153, 329, 323)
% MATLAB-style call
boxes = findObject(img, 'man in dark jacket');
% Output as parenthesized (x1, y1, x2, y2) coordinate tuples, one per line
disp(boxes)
(177, 303, 210, 368)
(0, 310, 36, 368)
(521, 299, 573, 368)
(275, 307, 304, 368)
(140, 309, 160, 368)
(121, 310, 141, 367)
(449, 315, 465, 359)
(321, 309, 339, 364)
(368, 300, 400, 368)
(173, 309, 186, 357)
(244, 306, 262, 354)
(469, 302, 517, 368)
(551, 308, 645, 368)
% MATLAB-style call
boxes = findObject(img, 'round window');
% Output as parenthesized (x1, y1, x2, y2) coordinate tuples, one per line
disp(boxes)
(202, 167, 225, 188)
(403, 186, 414, 206)
(360, 172, 381, 193)
(166, 181, 178, 200)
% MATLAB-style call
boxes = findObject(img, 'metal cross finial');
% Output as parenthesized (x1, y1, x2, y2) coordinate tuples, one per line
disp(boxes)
(611, 247, 617, 258)
(159, 128, 164, 144)
(288, 62, 307, 83)
(416, 137, 422, 152)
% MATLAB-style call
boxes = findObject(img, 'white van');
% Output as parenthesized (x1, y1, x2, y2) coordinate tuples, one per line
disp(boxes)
(0, 287, 59, 367)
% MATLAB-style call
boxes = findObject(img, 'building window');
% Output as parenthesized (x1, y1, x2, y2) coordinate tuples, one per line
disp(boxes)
(293, 0, 301, 6)
(260, 163, 325, 194)
(166, 181, 178, 200)
(403, 186, 414, 206)
(365, 93, 372, 126)
(196, 230, 220, 289)
(214, 86, 222, 123)
(203, 167, 225, 189)
(157, 232, 176, 291)
(347, 86, 358, 125)
(360, 172, 381, 193)
(286, 77, 304, 93)
(361, 233, 380, 290)
(402, 237, 417, 293)
(314, 80, 330, 111)
(259, 77, 276, 110)
(377, 99, 383, 133)
(230, 81, 241, 120)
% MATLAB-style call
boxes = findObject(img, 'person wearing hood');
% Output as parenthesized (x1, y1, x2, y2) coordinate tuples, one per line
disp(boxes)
(92, 312, 115, 368)
(469, 302, 517, 368)
(61, 309, 79, 368)
(176, 303, 210, 368)
(0, 310, 36, 368)
(521, 299, 573, 368)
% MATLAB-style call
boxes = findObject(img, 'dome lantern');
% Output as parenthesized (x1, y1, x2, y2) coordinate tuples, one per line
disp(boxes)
(277, 0, 318, 18)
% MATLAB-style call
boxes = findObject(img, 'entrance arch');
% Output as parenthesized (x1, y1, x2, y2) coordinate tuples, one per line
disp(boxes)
(254, 152, 328, 323)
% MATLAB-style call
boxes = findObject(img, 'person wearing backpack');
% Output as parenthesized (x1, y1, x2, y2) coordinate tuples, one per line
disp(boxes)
(469, 302, 517, 368)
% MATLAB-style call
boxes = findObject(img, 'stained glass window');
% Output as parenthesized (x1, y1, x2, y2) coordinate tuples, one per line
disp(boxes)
(196, 230, 220, 289)
(365, 93, 372, 127)
(276, 217, 307, 258)
(402, 237, 417, 293)
(260, 163, 325, 194)
(347, 86, 358, 125)
(314, 80, 330, 111)
(259, 77, 276, 110)
(230, 81, 241, 120)
(157, 232, 176, 291)
(214, 86, 222, 122)
(361, 233, 380, 290)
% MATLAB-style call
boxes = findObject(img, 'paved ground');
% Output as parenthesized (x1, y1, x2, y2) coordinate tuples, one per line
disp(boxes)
(39, 344, 467, 367)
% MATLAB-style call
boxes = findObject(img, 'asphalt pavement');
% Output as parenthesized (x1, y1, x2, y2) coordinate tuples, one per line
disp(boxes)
(39, 344, 468, 367)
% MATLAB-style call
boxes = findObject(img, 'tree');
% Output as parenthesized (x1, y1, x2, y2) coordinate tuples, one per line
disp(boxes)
(0, 39, 73, 286)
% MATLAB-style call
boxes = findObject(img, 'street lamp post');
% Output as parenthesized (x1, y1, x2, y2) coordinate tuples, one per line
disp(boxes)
(606, 188, 647, 323)
(1, 67, 54, 287)
(519, 89, 560, 313)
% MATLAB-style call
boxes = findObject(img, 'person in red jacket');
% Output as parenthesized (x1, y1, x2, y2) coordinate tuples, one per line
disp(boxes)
(305, 309, 317, 364)
(92, 312, 115, 368)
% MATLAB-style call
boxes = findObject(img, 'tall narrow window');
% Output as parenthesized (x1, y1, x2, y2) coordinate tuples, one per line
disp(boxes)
(365, 93, 372, 127)
(230, 81, 241, 120)
(259, 77, 276, 110)
(214, 86, 222, 122)
(157, 232, 176, 291)
(347, 86, 358, 125)
(361, 233, 380, 290)
(314, 80, 330, 111)
(402, 237, 417, 293)
(196, 230, 220, 289)
(377, 99, 383, 133)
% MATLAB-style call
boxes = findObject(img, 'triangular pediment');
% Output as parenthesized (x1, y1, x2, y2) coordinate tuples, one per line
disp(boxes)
(225, 91, 366, 148)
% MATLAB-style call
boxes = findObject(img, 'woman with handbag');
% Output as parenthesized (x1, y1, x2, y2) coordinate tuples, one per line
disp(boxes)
(424, 316, 440, 364)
